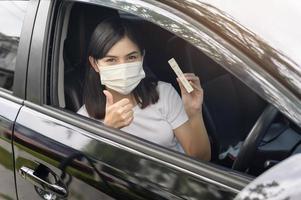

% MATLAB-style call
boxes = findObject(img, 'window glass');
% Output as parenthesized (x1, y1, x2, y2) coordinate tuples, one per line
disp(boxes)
(0, 1, 28, 91)
(60, 2, 264, 165)
(58, 2, 297, 177)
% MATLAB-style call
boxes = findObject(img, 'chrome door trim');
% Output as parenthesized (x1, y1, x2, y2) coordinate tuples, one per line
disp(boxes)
(0, 90, 24, 104)
(19, 166, 68, 198)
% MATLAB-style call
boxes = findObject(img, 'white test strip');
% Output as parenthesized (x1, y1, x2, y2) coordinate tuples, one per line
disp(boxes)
(168, 58, 194, 93)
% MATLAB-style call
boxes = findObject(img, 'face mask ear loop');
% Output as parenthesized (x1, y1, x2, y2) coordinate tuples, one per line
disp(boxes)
(96, 62, 104, 85)
(141, 49, 146, 66)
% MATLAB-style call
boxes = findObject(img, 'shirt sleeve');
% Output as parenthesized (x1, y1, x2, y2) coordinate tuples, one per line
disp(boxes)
(77, 105, 104, 123)
(77, 105, 89, 117)
(160, 82, 189, 129)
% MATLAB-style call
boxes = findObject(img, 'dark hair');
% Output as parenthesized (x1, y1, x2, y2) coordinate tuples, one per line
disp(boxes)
(83, 17, 159, 119)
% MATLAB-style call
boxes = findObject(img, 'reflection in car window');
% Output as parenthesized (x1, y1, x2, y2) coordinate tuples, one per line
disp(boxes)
(0, 1, 28, 91)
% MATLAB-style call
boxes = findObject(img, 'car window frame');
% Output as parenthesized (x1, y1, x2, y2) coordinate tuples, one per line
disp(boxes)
(83, 0, 301, 128)
(48, 0, 301, 164)
(11, 0, 40, 99)
(23, 0, 301, 182)
(22, 0, 258, 192)
(26, 0, 301, 129)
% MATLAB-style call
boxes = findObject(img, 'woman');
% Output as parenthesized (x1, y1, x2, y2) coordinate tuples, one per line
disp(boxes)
(77, 17, 211, 161)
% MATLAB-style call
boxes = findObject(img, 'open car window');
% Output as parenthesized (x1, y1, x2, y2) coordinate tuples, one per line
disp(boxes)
(48, 1, 301, 178)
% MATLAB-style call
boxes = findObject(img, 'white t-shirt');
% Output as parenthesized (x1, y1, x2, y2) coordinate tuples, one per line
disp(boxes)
(77, 81, 189, 153)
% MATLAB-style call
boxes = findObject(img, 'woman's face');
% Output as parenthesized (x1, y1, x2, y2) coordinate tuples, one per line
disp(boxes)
(90, 36, 143, 72)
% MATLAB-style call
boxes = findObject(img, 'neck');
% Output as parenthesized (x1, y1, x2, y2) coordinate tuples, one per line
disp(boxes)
(107, 88, 136, 104)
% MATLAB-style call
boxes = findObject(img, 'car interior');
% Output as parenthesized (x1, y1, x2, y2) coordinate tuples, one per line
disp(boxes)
(57, 2, 301, 176)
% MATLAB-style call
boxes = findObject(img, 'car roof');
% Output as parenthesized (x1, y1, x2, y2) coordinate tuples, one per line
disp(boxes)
(200, 0, 301, 67)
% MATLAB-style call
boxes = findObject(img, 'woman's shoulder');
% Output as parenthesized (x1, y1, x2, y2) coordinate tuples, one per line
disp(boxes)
(157, 81, 174, 91)
(156, 81, 180, 102)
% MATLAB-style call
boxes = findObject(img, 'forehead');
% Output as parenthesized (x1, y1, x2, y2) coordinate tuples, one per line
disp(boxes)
(105, 36, 139, 57)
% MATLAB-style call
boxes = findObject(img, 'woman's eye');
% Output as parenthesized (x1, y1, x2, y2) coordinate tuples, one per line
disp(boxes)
(128, 55, 138, 61)
(105, 58, 115, 63)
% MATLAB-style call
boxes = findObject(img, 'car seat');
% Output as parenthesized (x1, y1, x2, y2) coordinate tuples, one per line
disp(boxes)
(64, 3, 119, 112)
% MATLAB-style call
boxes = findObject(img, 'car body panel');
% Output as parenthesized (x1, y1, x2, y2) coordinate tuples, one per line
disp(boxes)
(14, 103, 237, 199)
(13, 0, 40, 99)
(0, 94, 23, 200)
(26, 0, 53, 104)
(14, 106, 114, 199)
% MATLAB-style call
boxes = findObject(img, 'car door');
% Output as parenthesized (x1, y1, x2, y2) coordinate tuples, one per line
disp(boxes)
(0, 95, 22, 200)
(0, 1, 37, 199)
(16, 0, 296, 199)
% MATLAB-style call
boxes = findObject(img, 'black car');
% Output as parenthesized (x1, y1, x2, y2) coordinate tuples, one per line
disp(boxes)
(1, 0, 301, 199)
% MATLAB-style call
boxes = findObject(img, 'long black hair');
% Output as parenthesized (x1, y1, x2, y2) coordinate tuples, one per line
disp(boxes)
(83, 17, 159, 119)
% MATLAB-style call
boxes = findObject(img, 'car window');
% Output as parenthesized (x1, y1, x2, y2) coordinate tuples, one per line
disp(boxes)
(47, 0, 301, 178)
(57, 1, 265, 164)
(59, 2, 213, 160)
(0, 1, 28, 91)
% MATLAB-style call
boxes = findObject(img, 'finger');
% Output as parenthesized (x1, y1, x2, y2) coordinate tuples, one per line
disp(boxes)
(183, 73, 200, 80)
(184, 75, 202, 87)
(119, 103, 134, 113)
(103, 90, 114, 108)
(121, 114, 134, 127)
(189, 81, 203, 92)
(126, 114, 134, 125)
(177, 78, 188, 94)
(184, 74, 199, 81)
(183, 73, 195, 77)
(122, 109, 134, 120)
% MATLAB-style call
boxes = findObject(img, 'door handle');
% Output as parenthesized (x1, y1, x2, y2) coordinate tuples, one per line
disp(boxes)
(19, 166, 68, 198)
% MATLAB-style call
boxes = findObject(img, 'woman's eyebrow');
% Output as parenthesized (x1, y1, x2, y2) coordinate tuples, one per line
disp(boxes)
(103, 55, 117, 58)
(126, 51, 139, 56)
(103, 51, 139, 58)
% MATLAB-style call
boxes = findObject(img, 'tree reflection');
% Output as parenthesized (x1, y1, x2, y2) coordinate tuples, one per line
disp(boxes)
(165, 0, 301, 97)
(154, 0, 301, 125)
(81, 138, 234, 199)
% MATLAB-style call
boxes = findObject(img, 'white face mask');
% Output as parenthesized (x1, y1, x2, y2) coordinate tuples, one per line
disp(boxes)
(98, 61, 145, 95)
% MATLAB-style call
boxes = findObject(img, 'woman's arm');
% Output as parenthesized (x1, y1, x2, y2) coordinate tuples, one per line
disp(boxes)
(174, 111, 211, 161)
(174, 73, 211, 161)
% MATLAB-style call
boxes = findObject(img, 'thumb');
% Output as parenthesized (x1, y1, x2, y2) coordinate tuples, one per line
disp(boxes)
(177, 78, 188, 95)
(103, 90, 114, 107)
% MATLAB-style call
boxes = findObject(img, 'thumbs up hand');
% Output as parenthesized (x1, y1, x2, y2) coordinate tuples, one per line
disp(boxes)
(103, 90, 134, 129)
